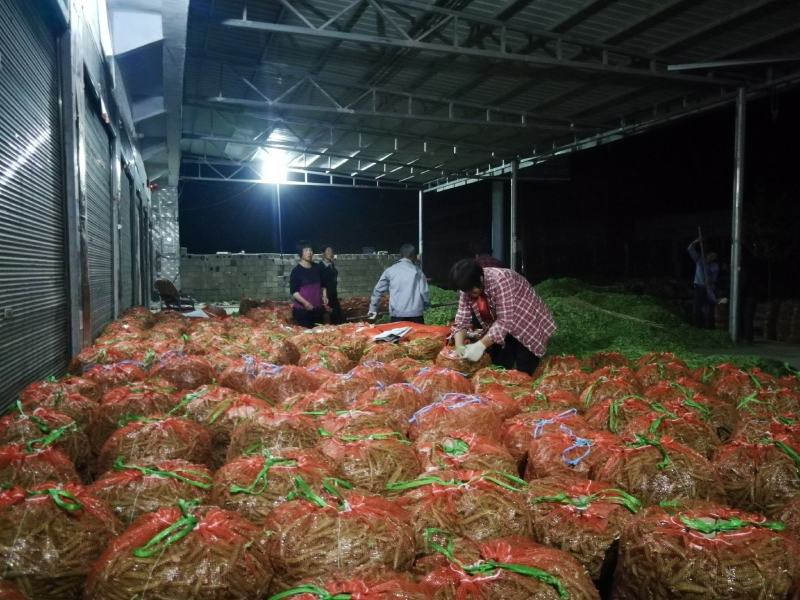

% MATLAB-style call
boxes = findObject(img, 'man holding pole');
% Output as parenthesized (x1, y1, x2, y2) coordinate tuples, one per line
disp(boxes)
(688, 231, 719, 329)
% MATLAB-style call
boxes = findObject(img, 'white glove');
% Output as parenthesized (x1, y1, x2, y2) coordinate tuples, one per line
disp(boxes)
(463, 342, 486, 362)
(454, 345, 466, 358)
(366, 311, 377, 322)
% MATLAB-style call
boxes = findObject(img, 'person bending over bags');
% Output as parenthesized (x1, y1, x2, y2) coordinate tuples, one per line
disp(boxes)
(450, 258, 556, 375)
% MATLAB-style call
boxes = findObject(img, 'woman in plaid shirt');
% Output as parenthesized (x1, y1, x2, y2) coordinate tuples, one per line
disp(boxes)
(450, 259, 556, 375)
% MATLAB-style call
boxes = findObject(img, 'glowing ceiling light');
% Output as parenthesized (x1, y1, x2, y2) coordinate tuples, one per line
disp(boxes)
(259, 148, 288, 183)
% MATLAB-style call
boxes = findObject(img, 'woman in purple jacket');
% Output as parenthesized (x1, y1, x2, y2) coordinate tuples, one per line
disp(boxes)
(290, 240, 326, 328)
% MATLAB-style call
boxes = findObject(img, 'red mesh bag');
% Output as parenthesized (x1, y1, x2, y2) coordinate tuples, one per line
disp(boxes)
(579, 374, 641, 409)
(542, 354, 583, 374)
(584, 395, 656, 434)
(319, 428, 419, 493)
(402, 335, 445, 361)
(251, 336, 301, 366)
(733, 406, 800, 442)
(390, 470, 532, 545)
(743, 387, 800, 414)
(634, 352, 687, 370)
(414, 431, 517, 474)
(779, 374, 800, 392)
(68, 344, 138, 373)
(96, 416, 213, 474)
(353, 383, 427, 426)
(635, 360, 691, 388)
(473, 366, 534, 389)
(149, 351, 215, 390)
(526, 476, 642, 580)
(0, 483, 120, 600)
(81, 362, 147, 392)
(422, 536, 599, 600)
(518, 388, 581, 413)
(525, 427, 620, 481)
(502, 408, 593, 463)
(644, 381, 737, 441)
(475, 383, 522, 420)
(408, 393, 503, 442)
(320, 409, 406, 437)
(89, 458, 212, 524)
(329, 337, 367, 365)
(0, 444, 79, 487)
(227, 410, 319, 459)
(20, 374, 100, 404)
(712, 368, 761, 404)
(594, 436, 725, 506)
(265, 492, 416, 591)
(171, 385, 271, 468)
(361, 343, 408, 364)
(319, 372, 385, 405)
(85, 501, 273, 599)
(88, 382, 178, 452)
(533, 370, 590, 396)
(712, 435, 800, 515)
(586, 351, 628, 370)
(211, 449, 338, 525)
(274, 574, 433, 600)
(19, 390, 96, 432)
(351, 361, 406, 385)
(621, 409, 721, 458)
(289, 329, 343, 352)
(220, 358, 323, 403)
(298, 345, 354, 373)
(0, 581, 26, 600)
(283, 389, 348, 413)
(612, 505, 799, 600)
(773, 495, 800, 536)
(388, 357, 428, 379)
(205, 351, 239, 374)
(410, 367, 473, 403)
(434, 346, 492, 377)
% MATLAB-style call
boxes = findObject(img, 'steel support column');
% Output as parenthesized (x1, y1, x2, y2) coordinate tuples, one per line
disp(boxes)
(510, 160, 518, 272)
(491, 181, 504, 264)
(418, 189, 423, 268)
(729, 87, 746, 342)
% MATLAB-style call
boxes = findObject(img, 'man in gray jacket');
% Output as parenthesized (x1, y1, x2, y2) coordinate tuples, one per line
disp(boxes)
(367, 243, 429, 323)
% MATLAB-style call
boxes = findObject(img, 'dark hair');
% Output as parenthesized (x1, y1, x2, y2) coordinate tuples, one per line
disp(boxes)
(449, 258, 483, 291)
(399, 243, 416, 259)
(296, 240, 313, 257)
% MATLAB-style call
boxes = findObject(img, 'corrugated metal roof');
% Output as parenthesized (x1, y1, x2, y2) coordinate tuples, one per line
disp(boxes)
(181, 0, 800, 189)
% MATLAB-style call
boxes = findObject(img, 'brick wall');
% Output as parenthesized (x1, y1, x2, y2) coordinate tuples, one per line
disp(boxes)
(180, 252, 400, 302)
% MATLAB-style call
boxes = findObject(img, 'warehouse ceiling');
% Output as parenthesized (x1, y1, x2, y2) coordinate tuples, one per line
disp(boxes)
(180, 0, 800, 191)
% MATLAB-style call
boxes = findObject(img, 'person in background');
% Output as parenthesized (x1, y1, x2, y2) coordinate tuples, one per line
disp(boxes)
(320, 245, 343, 324)
(449, 258, 556, 375)
(470, 238, 504, 268)
(367, 243, 429, 323)
(290, 240, 326, 328)
(688, 237, 719, 329)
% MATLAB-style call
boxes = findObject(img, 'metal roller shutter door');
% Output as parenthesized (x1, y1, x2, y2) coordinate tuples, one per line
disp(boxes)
(84, 101, 113, 339)
(120, 173, 134, 310)
(0, 0, 68, 407)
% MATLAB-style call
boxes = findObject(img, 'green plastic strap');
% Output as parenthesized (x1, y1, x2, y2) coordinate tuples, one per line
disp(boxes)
(113, 457, 212, 490)
(25, 422, 77, 453)
(650, 402, 678, 420)
(338, 431, 410, 445)
(286, 475, 329, 508)
(736, 392, 762, 411)
(116, 414, 159, 428)
(466, 561, 569, 600)
(133, 499, 200, 558)
(422, 527, 458, 558)
(777, 416, 797, 426)
(679, 514, 786, 534)
(608, 398, 623, 433)
(747, 372, 763, 390)
(27, 487, 83, 512)
(385, 475, 459, 492)
(229, 455, 298, 495)
(772, 440, 800, 469)
(167, 389, 208, 417)
(143, 349, 157, 369)
(480, 470, 528, 493)
(440, 437, 470, 456)
(629, 434, 671, 470)
(321, 477, 353, 497)
(268, 585, 350, 599)
(681, 397, 711, 421)
(14, 401, 50, 434)
(531, 488, 640, 514)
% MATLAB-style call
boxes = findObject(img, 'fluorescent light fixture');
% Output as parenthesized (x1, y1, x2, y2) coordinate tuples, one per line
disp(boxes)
(258, 148, 288, 183)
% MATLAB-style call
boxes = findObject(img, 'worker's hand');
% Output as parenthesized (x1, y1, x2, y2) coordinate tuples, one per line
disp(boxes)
(366, 311, 377, 322)
(454, 345, 467, 358)
(463, 342, 486, 362)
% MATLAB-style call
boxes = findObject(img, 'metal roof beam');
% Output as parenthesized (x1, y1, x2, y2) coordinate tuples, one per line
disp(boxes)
(652, 0, 789, 56)
(548, 0, 615, 33)
(711, 21, 800, 60)
(221, 16, 741, 87)
(602, 0, 695, 45)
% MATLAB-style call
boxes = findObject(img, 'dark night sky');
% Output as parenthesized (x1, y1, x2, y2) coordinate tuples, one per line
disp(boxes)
(179, 85, 800, 296)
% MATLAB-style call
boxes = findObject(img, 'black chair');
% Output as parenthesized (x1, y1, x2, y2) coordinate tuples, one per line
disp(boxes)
(153, 278, 196, 312)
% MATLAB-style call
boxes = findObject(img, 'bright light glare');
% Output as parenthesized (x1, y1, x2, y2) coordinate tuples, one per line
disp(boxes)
(259, 148, 288, 183)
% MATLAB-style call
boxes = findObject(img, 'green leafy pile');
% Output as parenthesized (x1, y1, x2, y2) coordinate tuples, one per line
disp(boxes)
(423, 280, 786, 374)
